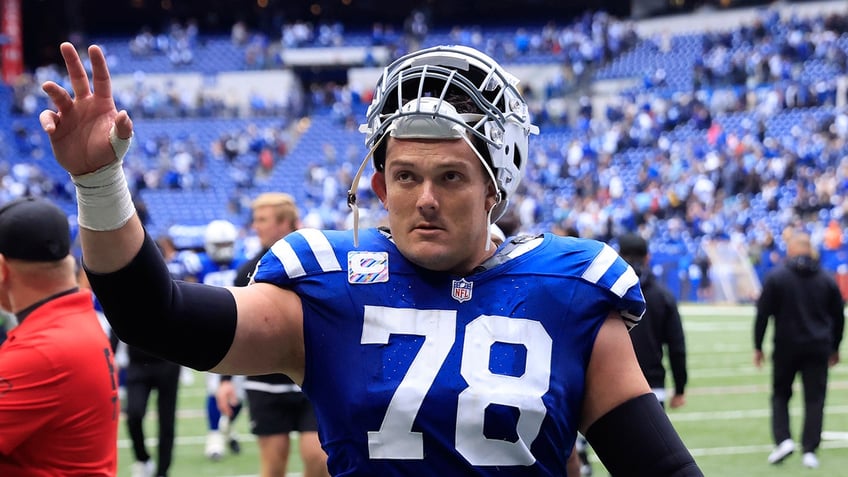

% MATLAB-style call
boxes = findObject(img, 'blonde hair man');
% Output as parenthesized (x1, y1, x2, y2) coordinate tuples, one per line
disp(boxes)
(217, 192, 329, 477)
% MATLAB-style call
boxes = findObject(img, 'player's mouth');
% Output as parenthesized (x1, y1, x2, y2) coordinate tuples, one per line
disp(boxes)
(411, 223, 446, 236)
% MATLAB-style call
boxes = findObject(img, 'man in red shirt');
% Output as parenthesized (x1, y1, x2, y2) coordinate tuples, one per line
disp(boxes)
(0, 197, 119, 476)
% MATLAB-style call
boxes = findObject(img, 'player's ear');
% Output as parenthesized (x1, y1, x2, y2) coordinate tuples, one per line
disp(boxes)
(372, 172, 388, 207)
(485, 181, 498, 212)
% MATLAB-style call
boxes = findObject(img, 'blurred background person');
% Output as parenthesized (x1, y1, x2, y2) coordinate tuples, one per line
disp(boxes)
(198, 219, 246, 460)
(617, 232, 689, 410)
(0, 197, 119, 476)
(755, 230, 845, 469)
(121, 341, 181, 477)
(217, 192, 329, 477)
(118, 234, 198, 477)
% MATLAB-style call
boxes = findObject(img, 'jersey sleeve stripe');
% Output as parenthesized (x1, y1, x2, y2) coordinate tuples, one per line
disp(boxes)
(270, 239, 306, 278)
(610, 266, 639, 298)
(620, 310, 642, 330)
(580, 244, 618, 285)
(299, 229, 342, 272)
(506, 237, 544, 259)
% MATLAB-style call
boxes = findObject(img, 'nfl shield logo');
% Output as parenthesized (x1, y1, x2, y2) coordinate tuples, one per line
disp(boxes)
(451, 278, 473, 303)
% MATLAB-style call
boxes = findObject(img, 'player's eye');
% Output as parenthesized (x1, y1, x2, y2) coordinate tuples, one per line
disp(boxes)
(444, 171, 463, 182)
(395, 171, 414, 182)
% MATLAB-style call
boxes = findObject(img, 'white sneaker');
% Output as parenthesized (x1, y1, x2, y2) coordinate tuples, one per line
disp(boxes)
(130, 460, 155, 477)
(802, 452, 819, 469)
(218, 415, 241, 454)
(768, 438, 795, 464)
(204, 431, 225, 461)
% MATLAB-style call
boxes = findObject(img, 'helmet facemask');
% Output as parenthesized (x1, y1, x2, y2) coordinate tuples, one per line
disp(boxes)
(204, 219, 238, 264)
(349, 45, 538, 246)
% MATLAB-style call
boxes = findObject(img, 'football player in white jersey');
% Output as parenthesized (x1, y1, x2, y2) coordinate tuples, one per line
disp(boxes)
(42, 42, 703, 476)
(197, 219, 246, 460)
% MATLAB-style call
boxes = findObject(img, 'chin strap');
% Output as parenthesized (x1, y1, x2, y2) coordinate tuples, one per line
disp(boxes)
(347, 136, 386, 247)
(485, 204, 498, 252)
(459, 133, 502, 253)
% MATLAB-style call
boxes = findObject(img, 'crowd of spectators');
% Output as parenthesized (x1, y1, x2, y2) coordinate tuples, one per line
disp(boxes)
(128, 19, 200, 66)
(2, 3, 848, 302)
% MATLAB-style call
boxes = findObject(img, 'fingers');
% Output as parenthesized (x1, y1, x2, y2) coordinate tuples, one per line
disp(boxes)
(42, 80, 74, 112)
(114, 110, 134, 139)
(88, 43, 113, 99)
(38, 109, 59, 134)
(59, 42, 91, 100)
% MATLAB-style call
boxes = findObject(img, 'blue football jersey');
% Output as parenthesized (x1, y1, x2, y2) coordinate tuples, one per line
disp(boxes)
(165, 249, 203, 281)
(196, 252, 246, 287)
(252, 228, 645, 477)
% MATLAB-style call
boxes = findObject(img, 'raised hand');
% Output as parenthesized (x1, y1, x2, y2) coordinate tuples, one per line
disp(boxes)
(39, 42, 133, 176)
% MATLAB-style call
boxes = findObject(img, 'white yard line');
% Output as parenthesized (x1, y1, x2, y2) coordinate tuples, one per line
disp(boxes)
(669, 405, 848, 422)
(679, 304, 755, 316)
(822, 431, 848, 440)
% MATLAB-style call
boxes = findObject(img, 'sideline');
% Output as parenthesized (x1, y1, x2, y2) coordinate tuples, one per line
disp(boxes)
(679, 304, 754, 316)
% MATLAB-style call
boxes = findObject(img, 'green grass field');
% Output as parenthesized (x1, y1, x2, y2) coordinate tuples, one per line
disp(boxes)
(117, 304, 848, 476)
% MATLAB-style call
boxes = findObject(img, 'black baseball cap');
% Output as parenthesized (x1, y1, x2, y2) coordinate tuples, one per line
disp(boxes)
(617, 233, 648, 258)
(0, 197, 71, 262)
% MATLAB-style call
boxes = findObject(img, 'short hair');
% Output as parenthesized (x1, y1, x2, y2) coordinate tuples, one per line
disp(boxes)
(251, 192, 299, 224)
(786, 230, 813, 258)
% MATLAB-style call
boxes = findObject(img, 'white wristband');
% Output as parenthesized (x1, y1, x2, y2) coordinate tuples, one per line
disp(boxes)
(70, 125, 136, 231)
(72, 159, 135, 231)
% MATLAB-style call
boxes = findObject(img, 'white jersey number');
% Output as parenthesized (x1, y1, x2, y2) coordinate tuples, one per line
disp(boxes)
(361, 306, 553, 465)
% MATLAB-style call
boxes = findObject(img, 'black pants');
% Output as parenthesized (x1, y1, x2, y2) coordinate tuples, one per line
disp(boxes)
(125, 360, 182, 477)
(771, 346, 830, 453)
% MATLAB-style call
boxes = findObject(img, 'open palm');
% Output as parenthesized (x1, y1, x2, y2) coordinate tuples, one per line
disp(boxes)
(39, 42, 133, 176)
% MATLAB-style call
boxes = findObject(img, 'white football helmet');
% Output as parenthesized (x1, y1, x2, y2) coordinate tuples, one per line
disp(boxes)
(354, 45, 539, 227)
(204, 219, 238, 264)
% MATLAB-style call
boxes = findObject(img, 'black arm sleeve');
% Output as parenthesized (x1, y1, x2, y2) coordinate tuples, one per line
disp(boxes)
(585, 393, 703, 477)
(85, 232, 238, 371)
(829, 278, 845, 353)
(753, 274, 775, 351)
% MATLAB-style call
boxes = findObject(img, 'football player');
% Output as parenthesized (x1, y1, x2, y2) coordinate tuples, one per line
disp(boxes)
(197, 219, 246, 460)
(42, 42, 703, 476)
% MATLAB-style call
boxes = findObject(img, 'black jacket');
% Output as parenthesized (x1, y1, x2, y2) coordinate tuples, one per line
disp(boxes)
(755, 255, 845, 354)
(630, 267, 688, 395)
